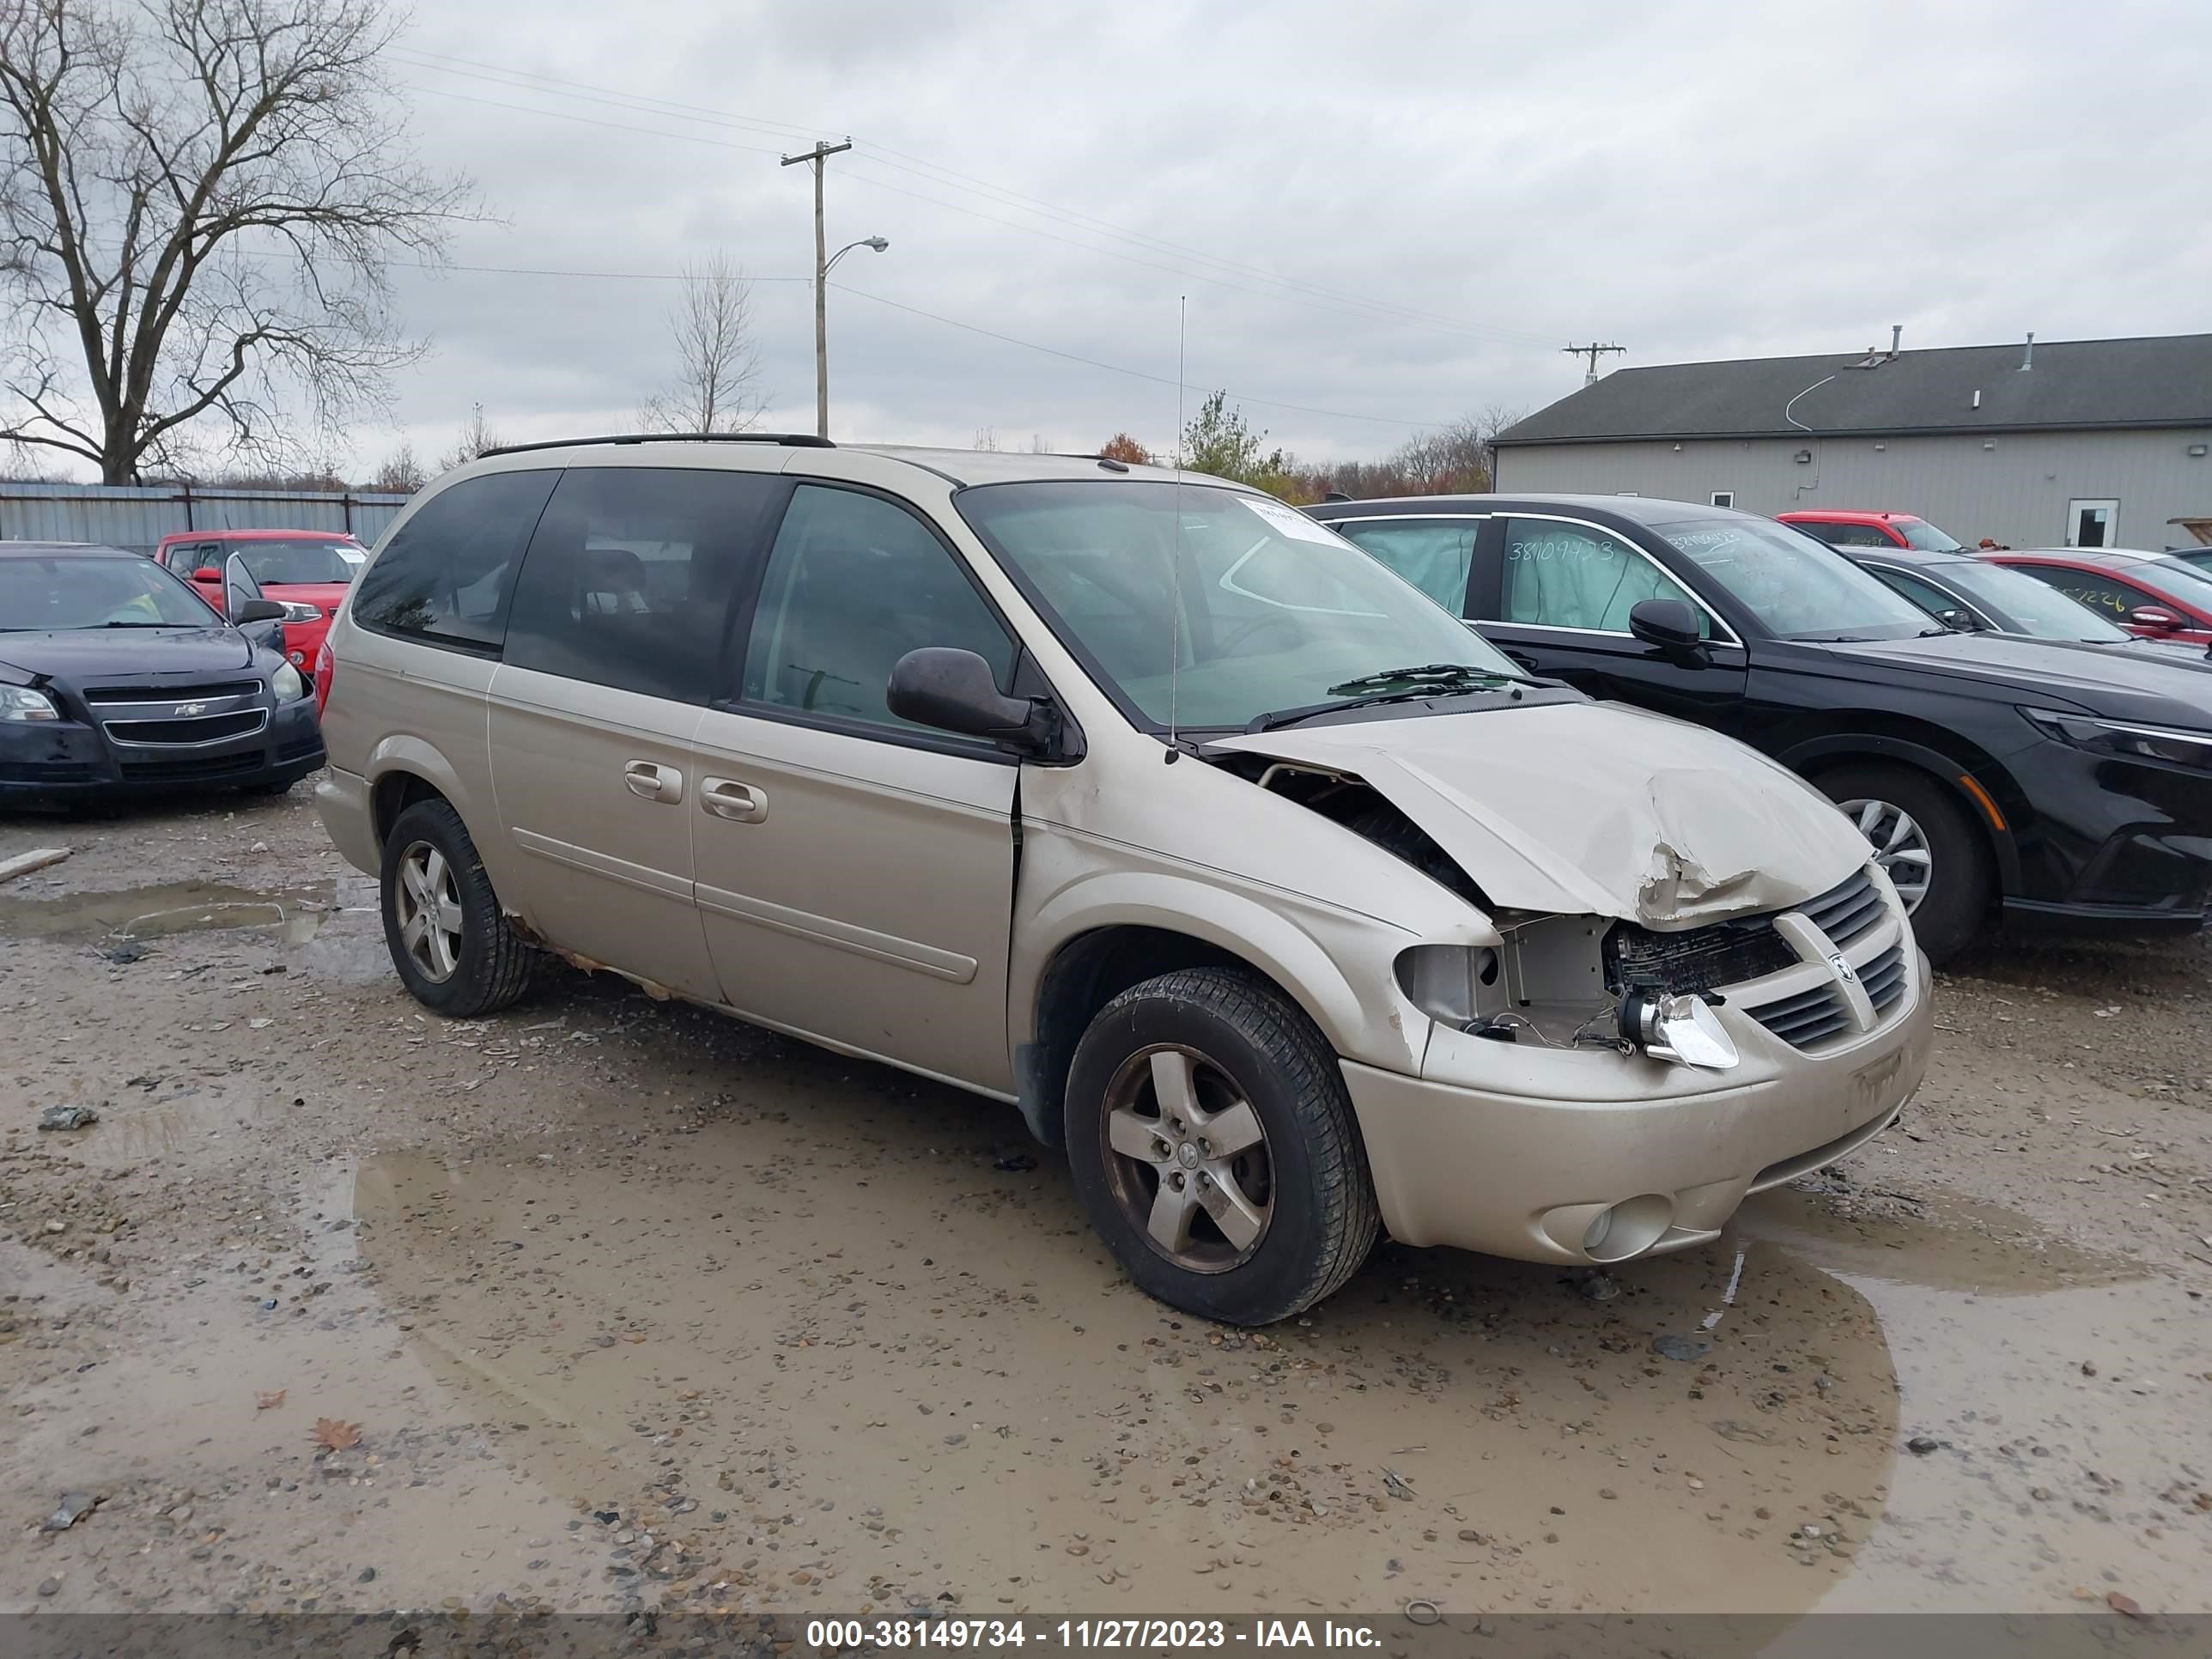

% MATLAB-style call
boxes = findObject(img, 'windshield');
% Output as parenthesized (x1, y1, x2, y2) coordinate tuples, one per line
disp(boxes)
(1934, 561, 2131, 641)
(222, 538, 363, 585)
(1655, 519, 1938, 640)
(956, 481, 1521, 729)
(0, 555, 221, 631)
(2135, 558, 2212, 611)
(1897, 519, 1964, 552)
(2166, 547, 2212, 580)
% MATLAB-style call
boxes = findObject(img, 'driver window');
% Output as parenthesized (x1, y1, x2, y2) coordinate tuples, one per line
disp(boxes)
(1868, 567, 1963, 619)
(2007, 565, 2145, 622)
(1498, 519, 1710, 636)
(1335, 519, 1480, 611)
(742, 484, 1016, 736)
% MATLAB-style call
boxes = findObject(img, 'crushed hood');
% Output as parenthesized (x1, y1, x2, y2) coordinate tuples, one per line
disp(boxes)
(1211, 701, 1872, 927)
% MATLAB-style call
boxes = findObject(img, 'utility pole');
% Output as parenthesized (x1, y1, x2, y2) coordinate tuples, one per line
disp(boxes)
(782, 139, 853, 438)
(1564, 342, 1626, 386)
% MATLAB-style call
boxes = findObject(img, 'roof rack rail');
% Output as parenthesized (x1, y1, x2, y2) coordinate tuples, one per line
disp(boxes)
(479, 432, 836, 459)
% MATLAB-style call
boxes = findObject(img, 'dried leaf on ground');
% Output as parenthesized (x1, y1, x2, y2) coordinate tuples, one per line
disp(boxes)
(255, 1389, 286, 1411)
(2107, 1592, 2146, 1620)
(311, 1417, 362, 1452)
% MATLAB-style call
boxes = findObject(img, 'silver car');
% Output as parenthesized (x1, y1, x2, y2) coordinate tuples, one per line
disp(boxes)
(315, 437, 1930, 1325)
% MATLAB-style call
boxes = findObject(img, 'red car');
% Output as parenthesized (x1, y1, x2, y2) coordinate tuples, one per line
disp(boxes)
(1778, 509, 1966, 552)
(151, 529, 367, 667)
(1978, 549, 2212, 647)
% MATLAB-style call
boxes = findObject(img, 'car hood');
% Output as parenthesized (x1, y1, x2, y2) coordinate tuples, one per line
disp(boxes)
(0, 626, 258, 683)
(1819, 632, 2212, 726)
(1209, 700, 1871, 928)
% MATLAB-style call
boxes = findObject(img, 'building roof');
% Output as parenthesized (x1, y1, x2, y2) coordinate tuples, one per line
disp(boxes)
(1495, 333, 2212, 446)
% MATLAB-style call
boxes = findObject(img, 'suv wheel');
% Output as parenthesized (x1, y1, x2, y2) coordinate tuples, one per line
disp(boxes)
(1819, 763, 1990, 965)
(379, 798, 532, 1017)
(1064, 967, 1378, 1325)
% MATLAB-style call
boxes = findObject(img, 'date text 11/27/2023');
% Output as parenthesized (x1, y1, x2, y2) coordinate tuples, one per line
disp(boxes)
(803, 1620, 1388, 1650)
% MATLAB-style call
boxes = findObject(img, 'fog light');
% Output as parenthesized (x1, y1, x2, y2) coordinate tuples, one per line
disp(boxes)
(289, 649, 306, 665)
(1619, 988, 1738, 1071)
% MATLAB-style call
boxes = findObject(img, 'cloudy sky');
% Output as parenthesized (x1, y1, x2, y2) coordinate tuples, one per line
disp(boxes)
(166, 0, 2212, 472)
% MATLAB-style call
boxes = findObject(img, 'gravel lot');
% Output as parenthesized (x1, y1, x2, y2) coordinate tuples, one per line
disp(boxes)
(3, 785, 2209, 1620)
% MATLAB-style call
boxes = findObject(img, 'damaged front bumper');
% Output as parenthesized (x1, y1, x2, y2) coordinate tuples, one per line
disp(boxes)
(1343, 877, 1933, 1264)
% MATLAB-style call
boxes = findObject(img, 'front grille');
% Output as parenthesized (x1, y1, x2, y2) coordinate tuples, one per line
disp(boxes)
(1748, 982, 1851, 1048)
(1858, 943, 1907, 1016)
(118, 752, 263, 783)
(83, 679, 258, 704)
(1800, 866, 1883, 947)
(102, 709, 267, 746)
(1607, 916, 1796, 996)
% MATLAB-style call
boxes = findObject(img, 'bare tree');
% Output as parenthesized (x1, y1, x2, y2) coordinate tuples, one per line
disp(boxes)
(437, 402, 498, 471)
(0, 0, 477, 483)
(637, 252, 764, 434)
(368, 434, 422, 493)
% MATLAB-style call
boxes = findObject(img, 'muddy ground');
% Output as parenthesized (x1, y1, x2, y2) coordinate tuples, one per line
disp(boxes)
(2, 786, 2209, 1625)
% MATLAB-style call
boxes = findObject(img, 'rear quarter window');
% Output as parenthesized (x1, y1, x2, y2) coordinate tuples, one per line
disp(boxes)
(352, 471, 559, 652)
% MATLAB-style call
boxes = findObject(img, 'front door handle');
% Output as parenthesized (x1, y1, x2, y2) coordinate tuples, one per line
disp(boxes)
(623, 760, 684, 804)
(700, 776, 769, 823)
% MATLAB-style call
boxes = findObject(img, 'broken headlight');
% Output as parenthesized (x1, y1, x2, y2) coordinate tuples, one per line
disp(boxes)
(1617, 988, 1739, 1072)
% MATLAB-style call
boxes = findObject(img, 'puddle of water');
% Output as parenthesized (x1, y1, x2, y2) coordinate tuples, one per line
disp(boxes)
(0, 877, 337, 942)
(1737, 1184, 2142, 1296)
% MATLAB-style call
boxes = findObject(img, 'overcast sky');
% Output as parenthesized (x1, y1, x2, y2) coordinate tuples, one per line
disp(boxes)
(336, 0, 2209, 471)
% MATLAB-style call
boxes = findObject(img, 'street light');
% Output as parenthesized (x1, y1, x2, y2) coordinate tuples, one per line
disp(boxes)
(810, 234, 888, 439)
(826, 234, 890, 273)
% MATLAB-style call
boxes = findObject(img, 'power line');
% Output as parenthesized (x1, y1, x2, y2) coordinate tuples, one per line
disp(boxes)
(829, 283, 1451, 428)
(389, 48, 1547, 346)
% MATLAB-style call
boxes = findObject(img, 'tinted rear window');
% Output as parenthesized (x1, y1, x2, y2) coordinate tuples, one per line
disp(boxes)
(504, 467, 785, 703)
(352, 471, 559, 651)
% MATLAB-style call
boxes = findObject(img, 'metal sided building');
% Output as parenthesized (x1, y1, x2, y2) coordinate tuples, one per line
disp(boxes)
(1492, 332, 2212, 551)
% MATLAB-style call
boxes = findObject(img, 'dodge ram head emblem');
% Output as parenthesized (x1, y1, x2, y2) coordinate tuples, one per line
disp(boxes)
(1828, 951, 1857, 984)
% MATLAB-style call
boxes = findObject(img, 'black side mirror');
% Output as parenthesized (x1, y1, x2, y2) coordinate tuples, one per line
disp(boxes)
(234, 598, 285, 624)
(887, 647, 1055, 753)
(1628, 598, 1705, 660)
(1936, 607, 1983, 632)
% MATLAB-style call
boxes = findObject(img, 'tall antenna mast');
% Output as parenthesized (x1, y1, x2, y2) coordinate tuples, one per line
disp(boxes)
(1166, 295, 1188, 763)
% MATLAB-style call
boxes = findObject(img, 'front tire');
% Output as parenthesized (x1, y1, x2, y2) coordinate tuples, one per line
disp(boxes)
(1064, 967, 1378, 1325)
(1818, 762, 1990, 965)
(379, 798, 532, 1017)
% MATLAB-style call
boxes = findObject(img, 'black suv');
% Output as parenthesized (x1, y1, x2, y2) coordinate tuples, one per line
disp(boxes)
(1305, 494, 2212, 963)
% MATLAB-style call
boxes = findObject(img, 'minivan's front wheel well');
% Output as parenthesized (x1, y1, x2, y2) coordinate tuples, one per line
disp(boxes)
(371, 771, 447, 850)
(1022, 927, 1281, 1148)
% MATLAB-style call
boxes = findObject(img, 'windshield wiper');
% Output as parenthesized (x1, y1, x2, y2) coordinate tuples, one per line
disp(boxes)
(1247, 681, 1527, 733)
(1323, 662, 1526, 696)
(95, 621, 187, 628)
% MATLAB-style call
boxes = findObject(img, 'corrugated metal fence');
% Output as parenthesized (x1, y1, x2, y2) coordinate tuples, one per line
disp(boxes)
(0, 482, 411, 556)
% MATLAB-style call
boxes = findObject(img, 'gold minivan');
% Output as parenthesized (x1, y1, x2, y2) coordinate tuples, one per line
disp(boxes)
(316, 436, 1931, 1324)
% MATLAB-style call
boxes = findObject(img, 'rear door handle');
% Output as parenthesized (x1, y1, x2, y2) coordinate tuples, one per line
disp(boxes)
(623, 760, 684, 804)
(700, 776, 769, 823)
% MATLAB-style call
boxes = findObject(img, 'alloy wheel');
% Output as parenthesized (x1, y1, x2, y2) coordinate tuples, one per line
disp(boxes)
(1099, 1046, 1274, 1273)
(393, 839, 465, 982)
(1841, 797, 1933, 914)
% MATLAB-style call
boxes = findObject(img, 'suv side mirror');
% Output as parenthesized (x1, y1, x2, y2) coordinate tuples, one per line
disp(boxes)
(234, 598, 286, 625)
(1628, 598, 1705, 659)
(1937, 607, 1983, 632)
(191, 566, 222, 583)
(2129, 605, 2182, 632)
(887, 647, 1055, 753)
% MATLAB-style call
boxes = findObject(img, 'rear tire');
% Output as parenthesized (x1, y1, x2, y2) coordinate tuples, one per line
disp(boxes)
(1818, 762, 1990, 965)
(379, 798, 532, 1017)
(1064, 967, 1378, 1325)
